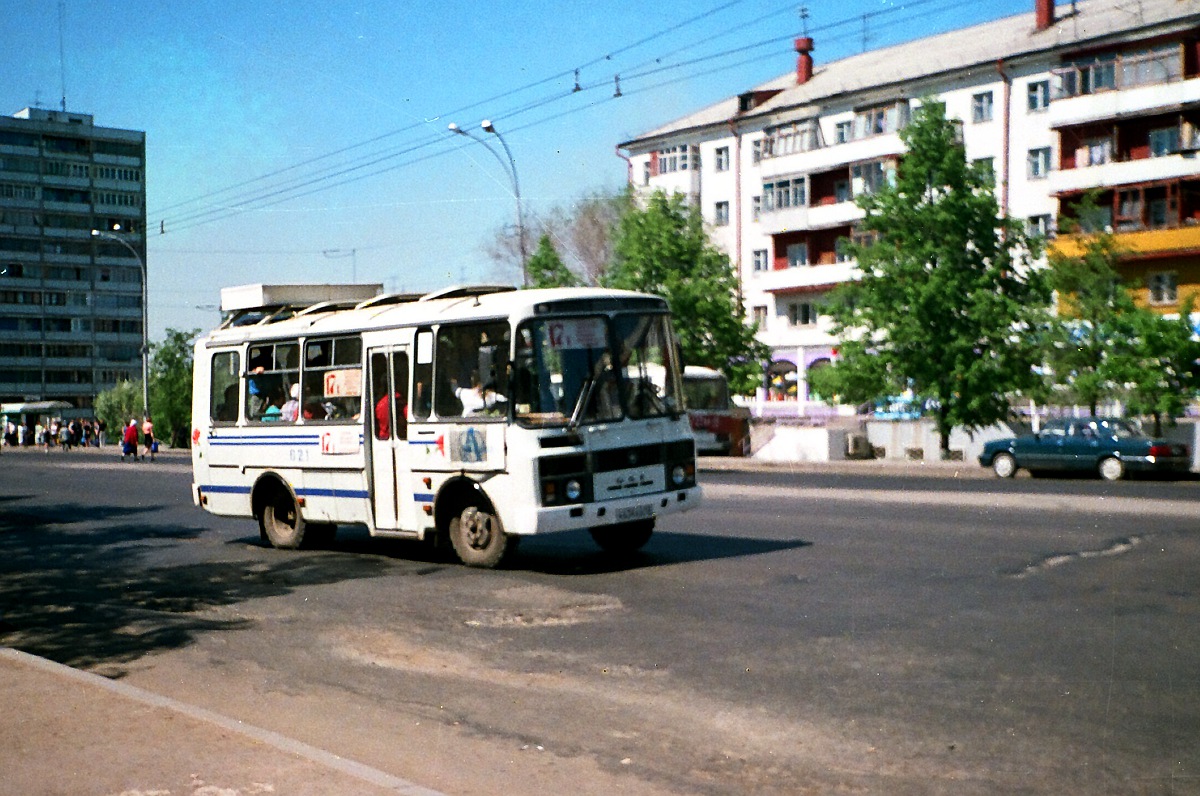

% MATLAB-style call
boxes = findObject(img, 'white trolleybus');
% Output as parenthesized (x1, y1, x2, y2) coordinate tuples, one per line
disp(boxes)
(191, 283, 701, 567)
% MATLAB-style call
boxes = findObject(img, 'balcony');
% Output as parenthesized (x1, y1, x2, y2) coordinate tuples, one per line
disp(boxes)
(1048, 152, 1200, 196)
(1050, 225, 1200, 260)
(750, 261, 855, 296)
(760, 132, 905, 179)
(1049, 76, 1200, 130)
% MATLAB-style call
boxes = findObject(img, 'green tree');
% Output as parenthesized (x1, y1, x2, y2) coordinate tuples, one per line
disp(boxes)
(94, 380, 143, 445)
(1116, 300, 1200, 435)
(821, 99, 1051, 456)
(1044, 223, 1137, 415)
(525, 234, 582, 288)
(150, 328, 200, 448)
(603, 189, 767, 394)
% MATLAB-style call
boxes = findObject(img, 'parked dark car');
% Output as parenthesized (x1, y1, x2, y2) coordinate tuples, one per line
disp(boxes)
(978, 417, 1191, 481)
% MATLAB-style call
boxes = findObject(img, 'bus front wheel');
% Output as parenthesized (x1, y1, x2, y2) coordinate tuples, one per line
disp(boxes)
(449, 505, 514, 568)
(589, 519, 654, 555)
(260, 487, 307, 549)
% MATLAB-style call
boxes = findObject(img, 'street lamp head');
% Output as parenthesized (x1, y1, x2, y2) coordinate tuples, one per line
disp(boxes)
(482, 119, 496, 134)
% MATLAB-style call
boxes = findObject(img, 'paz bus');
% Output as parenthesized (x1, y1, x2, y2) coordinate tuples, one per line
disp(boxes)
(191, 283, 701, 567)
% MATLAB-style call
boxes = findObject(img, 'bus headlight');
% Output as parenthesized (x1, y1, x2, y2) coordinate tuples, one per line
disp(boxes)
(671, 465, 687, 486)
(565, 479, 582, 501)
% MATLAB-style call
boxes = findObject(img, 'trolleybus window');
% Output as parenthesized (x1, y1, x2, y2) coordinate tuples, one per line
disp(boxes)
(301, 335, 362, 421)
(413, 328, 433, 420)
(210, 350, 240, 423)
(246, 342, 298, 421)
(434, 322, 511, 419)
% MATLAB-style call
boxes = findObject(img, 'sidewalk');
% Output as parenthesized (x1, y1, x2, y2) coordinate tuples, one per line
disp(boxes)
(0, 648, 442, 796)
(699, 453, 992, 478)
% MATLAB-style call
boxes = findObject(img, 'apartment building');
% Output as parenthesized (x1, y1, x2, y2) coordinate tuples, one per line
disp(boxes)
(0, 108, 147, 410)
(619, 0, 1200, 411)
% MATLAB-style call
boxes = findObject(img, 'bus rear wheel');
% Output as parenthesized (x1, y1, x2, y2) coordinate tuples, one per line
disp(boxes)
(260, 488, 307, 549)
(589, 519, 654, 555)
(449, 505, 514, 568)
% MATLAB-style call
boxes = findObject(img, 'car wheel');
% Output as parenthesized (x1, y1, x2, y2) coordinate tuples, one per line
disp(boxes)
(449, 504, 514, 568)
(1098, 456, 1125, 482)
(991, 452, 1017, 479)
(260, 487, 306, 549)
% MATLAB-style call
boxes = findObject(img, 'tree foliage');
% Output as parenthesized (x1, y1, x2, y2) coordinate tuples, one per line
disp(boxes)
(820, 99, 1051, 454)
(1118, 301, 1200, 435)
(94, 380, 143, 443)
(525, 234, 582, 289)
(93, 327, 199, 449)
(603, 190, 767, 394)
(150, 328, 200, 448)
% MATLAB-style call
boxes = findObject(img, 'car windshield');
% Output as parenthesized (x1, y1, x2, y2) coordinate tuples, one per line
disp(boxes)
(511, 313, 683, 427)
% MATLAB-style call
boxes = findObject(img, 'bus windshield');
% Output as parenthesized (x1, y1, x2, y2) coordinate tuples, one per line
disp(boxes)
(512, 313, 683, 428)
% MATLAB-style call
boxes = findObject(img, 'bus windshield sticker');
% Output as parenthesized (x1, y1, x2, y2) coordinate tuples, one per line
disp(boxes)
(324, 368, 362, 398)
(546, 318, 605, 350)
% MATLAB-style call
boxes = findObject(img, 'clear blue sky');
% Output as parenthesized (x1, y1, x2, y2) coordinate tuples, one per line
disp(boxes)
(4, 0, 1034, 340)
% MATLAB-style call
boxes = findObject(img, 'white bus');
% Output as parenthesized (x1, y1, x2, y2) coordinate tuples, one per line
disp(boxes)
(191, 283, 701, 567)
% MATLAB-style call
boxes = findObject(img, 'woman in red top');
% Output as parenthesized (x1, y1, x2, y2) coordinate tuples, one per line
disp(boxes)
(121, 420, 139, 462)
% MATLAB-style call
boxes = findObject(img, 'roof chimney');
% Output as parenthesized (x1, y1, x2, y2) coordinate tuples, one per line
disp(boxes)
(1035, 0, 1055, 31)
(795, 37, 814, 85)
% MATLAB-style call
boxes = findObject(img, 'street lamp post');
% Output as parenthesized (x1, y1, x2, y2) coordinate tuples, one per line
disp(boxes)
(448, 120, 528, 286)
(92, 226, 149, 418)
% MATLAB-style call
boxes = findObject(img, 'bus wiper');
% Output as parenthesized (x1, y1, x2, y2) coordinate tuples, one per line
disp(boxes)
(567, 377, 597, 431)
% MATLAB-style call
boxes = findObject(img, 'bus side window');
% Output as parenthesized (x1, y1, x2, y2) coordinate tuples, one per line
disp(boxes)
(413, 329, 433, 420)
(211, 350, 240, 422)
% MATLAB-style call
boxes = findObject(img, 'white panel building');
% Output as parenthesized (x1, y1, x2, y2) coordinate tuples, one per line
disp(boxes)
(619, 0, 1200, 415)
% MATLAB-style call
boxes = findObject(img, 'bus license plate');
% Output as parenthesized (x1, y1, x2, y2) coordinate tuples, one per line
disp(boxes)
(616, 504, 653, 521)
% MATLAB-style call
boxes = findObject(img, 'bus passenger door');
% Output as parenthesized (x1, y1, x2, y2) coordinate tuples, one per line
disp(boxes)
(368, 347, 415, 531)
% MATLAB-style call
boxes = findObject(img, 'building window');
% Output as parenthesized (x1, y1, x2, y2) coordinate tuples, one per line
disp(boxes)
(835, 237, 853, 263)
(786, 242, 808, 268)
(1149, 198, 1170, 228)
(787, 302, 819, 327)
(751, 305, 768, 329)
(971, 92, 994, 123)
(642, 161, 650, 186)
(655, 145, 693, 174)
(1078, 137, 1112, 167)
(1149, 127, 1180, 158)
(751, 195, 762, 221)
(834, 179, 851, 203)
(714, 201, 730, 226)
(1027, 80, 1050, 112)
(1026, 214, 1053, 237)
(853, 101, 909, 139)
(752, 249, 770, 273)
(973, 157, 995, 185)
(751, 140, 763, 164)
(1028, 147, 1052, 179)
(762, 177, 805, 212)
(835, 121, 853, 144)
(851, 160, 891, 195)
(1148, 272, 1177, 305)
(715, 146, 730, 172)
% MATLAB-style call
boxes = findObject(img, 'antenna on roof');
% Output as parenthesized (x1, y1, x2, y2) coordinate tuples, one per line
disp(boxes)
(799, 6, 809, 36)
(58, 0, 68, 111)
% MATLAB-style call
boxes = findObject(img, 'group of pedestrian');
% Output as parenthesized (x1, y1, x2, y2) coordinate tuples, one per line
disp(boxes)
(120, 416, 156, 462)
(12, 418, 107, 451)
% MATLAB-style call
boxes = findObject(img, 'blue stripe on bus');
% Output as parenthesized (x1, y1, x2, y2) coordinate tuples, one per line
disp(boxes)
(414, 493, 434, 503)
(200, 484, 252, 494)
(296, 487, 370, 500)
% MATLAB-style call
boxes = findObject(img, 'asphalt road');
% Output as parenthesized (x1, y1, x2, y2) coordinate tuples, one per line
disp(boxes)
(1, 448, 1198, 795)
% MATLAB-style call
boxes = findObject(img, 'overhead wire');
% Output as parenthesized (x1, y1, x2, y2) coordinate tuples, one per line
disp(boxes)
(154, 0, 982, 236)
